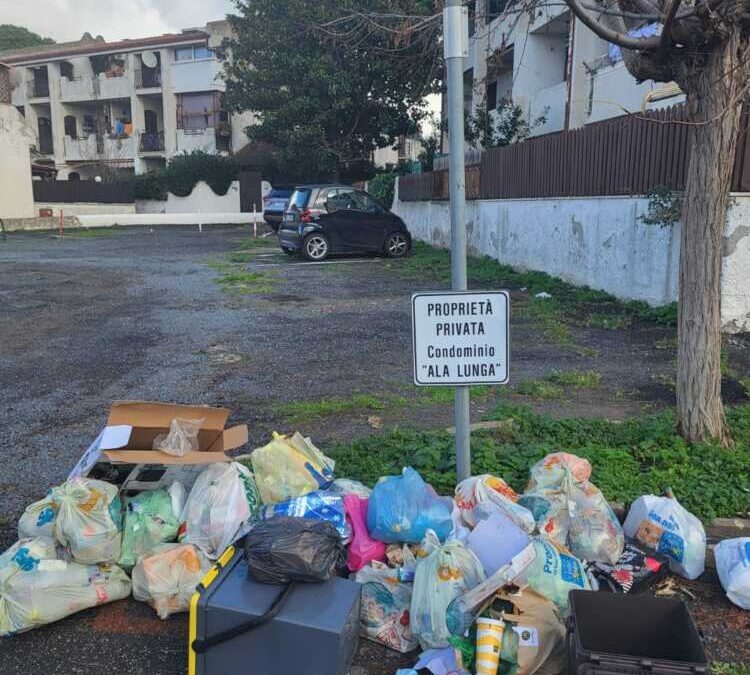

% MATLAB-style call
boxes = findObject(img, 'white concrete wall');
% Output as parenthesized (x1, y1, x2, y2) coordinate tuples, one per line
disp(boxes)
(0, 104, 35, 218)
(393, 185, 750, 333)
(166, 180, 240, 213)
(35, 202, 136, 216)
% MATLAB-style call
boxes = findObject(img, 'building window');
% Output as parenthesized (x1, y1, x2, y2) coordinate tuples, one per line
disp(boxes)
(64, 115, 78, 139)
(175, 44, 215, 62)
(60, 61, 74, 80)
(486, 81, 498, 111)
(488, 0, 511, 20)
(177, 92, 220, 130)
(68, 172, 81, 181)
(16, 105, 24, 117)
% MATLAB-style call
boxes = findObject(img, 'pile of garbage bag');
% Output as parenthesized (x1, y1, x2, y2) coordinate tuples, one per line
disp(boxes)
(2, 415, 724, 675)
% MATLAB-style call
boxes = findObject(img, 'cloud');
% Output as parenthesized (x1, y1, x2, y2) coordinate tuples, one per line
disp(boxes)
(2, 0, 235, 43)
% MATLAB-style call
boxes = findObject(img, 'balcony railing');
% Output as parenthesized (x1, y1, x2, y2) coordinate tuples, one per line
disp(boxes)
(27, 79, 49, 98)
(139, 130, 165, 152)
(134, 68, 162, 89)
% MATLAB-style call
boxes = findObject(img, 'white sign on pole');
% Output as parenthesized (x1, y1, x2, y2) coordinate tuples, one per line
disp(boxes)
(412, 291, 510, 386)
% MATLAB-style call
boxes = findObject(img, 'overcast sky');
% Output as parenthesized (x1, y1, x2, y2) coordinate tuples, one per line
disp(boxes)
(2, 0, 236, 42)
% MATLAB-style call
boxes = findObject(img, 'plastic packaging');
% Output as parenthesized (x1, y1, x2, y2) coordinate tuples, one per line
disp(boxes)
(344, 495, 386, 572)
(179, 462, 261, 559)
(455, 474, 536, 533)
(519, 452, 624, 565)
(251, 432, 335, 504)
(367, 467, 453, 544)
(475, 616, 505, 675)
(152, 417, 204, 457)
(623, 494, 706, 580)
(260, 490, 350, 542)
(50, 478, 122, 564)
(519, 538, 590, 613)
(18, 494, 57, 539)
(410, 531, 486, 649)
(132, 543, 211, 619)
(0, 537, 131, 636)
(467, 511, 531, 577)
(329, 478, 372, 499)
(355, 561, 418, 653)
(119, 489, 180, 568)
(714, 538, 750, 609)
(585, 539, 669, 593)
(244, 517, 346, 585)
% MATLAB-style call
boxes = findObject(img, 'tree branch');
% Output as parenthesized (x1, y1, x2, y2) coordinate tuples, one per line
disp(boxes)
(660, 0, 683, 47)
(565, 0, 663, 49)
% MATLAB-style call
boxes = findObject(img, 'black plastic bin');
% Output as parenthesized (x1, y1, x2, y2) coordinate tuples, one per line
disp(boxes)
(568, 590, 709, 675)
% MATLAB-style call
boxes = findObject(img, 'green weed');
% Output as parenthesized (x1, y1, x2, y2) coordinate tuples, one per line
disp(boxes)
(418, 385, 495, 405)
(329, 403, 750, 521)
(66, 227, 123, 238)
(713, 664, 750, 675)
(516, 379, 565, 399)
(279, 394, 386, 420)
(216, 270, 275, 294)
(547, 369, 602, 388)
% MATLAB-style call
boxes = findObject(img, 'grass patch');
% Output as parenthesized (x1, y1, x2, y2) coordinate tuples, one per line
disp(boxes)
(66, 227, 123, 238)
(329, 402, 750, 521)
(742, 377, 750, 397)
(418, 385, 496, 405)
(547, 369, 602, 388)
(655, 337, 678, 350)
(216, 270, 275, 294)
(713, 664, 750, 675)
(401, 242, 678, 329)
(279, 394, 386, 420)
(516, 379, 565, 399)
(235, 236, 277, 249)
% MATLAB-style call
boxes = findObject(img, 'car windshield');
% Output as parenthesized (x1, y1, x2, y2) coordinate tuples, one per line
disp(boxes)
(269, 188, 294, 198)
(288, 188, 311, 209)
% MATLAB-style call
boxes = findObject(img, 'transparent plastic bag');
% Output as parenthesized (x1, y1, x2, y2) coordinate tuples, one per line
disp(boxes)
(356, 561, 418, 653)
(152, 417, 204, 457)
(179, 462, 261, 559)
(715, 538, 750, 610)
(455, 475, 536, 533)
(367, 467, 453, 544)
(132, 543, 211, 619)
(244, 517, 346, 584)
(519, 453, 624, 565)
(18, 493, 57, 540)
(0, 537, 131, 636)
(410, 531, 486, 649)
(260, 490, 350, 542)
(517, 538, 590, 614)
(623, 494, 706, 580)
(119, 489, 179, 568)
(329, 478, 372, 499)
(251, 432, 335, 504)
(50, 478, 122, 564)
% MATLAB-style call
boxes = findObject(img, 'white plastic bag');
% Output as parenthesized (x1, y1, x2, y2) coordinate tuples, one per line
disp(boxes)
(251, 432, 335, 504)
(179, 462, 261, 559)
(152, 417, 204, 457)
(715, 538, 750, 609)
(519, 453, 624, 565)
(623, 494, 706, 580)
(132, 543, 211, 619)
(356, 561, 418, 653)
(455, 474, 536, 533)
(18, 494, 57, 539)
(410, 531, 486, 649)
(0, 537, 131, 636)
(50, 478, 122, 564)
(118, 489, 180, 568)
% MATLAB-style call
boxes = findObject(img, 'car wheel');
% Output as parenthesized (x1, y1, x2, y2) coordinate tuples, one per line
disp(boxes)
(281, 247, 296, 255)
(384, 232, 409, 258)
(302, 233, 330, 261)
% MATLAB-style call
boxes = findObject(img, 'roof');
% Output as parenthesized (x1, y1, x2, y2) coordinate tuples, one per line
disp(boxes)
(0, 30, 209, 66)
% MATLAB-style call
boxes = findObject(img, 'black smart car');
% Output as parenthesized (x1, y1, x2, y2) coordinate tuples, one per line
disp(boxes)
(278, 184, 411, 261)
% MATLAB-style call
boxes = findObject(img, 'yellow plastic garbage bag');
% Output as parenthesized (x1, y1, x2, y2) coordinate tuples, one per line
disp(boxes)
(132, 543, 211, 619)
(50, 478, 122, 564)
(251, 432, 335, 504)
(0, 536, 131, 636)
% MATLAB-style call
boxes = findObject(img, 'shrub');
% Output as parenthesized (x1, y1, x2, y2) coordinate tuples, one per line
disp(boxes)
(368, 172, 397, 208)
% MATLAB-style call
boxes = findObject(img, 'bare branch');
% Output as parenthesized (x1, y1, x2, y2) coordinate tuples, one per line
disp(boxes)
(565, 0, 663, 49)
(660, 0, 683, 47)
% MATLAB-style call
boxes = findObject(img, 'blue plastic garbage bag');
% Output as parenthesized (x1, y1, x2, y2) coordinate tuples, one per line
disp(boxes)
(367, 467, 453, 544)
(260, 490, 351, 542)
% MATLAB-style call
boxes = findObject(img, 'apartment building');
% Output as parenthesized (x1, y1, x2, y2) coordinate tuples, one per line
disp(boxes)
(1, 20, 254, 179)
(464, 0, 684, 141)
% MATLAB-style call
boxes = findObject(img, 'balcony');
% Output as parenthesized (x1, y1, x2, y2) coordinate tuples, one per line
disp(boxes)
(104, 134, 135, 158)
(64, 134, 99, 161)
(176, 127, 217, 154)
(60, 76, 95, 102)
(170, 58, 223, 94)
(63, 133, 135, 161)
(138, 130, 165, 153)
(134, 69, 162, 89)
(96, 72, 130, 99)
(27, 79, 49, 99)
(527, 81, 568, 136)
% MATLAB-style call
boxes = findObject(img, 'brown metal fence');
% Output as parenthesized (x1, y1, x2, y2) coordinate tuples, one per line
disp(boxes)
(399, 103, 750, 201)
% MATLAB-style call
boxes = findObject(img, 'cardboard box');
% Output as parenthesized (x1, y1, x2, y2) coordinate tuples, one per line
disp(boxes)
(69, 401, 248, 494)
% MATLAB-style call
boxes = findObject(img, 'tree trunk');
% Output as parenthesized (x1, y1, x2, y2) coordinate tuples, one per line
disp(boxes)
(676, 28, 745, 446)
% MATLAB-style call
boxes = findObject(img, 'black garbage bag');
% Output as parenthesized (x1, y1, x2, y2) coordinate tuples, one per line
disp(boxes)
(244, 517, 347, 585)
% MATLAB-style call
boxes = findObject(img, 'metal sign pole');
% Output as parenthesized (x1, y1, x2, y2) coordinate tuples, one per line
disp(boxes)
(444, 0, 471, 481)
